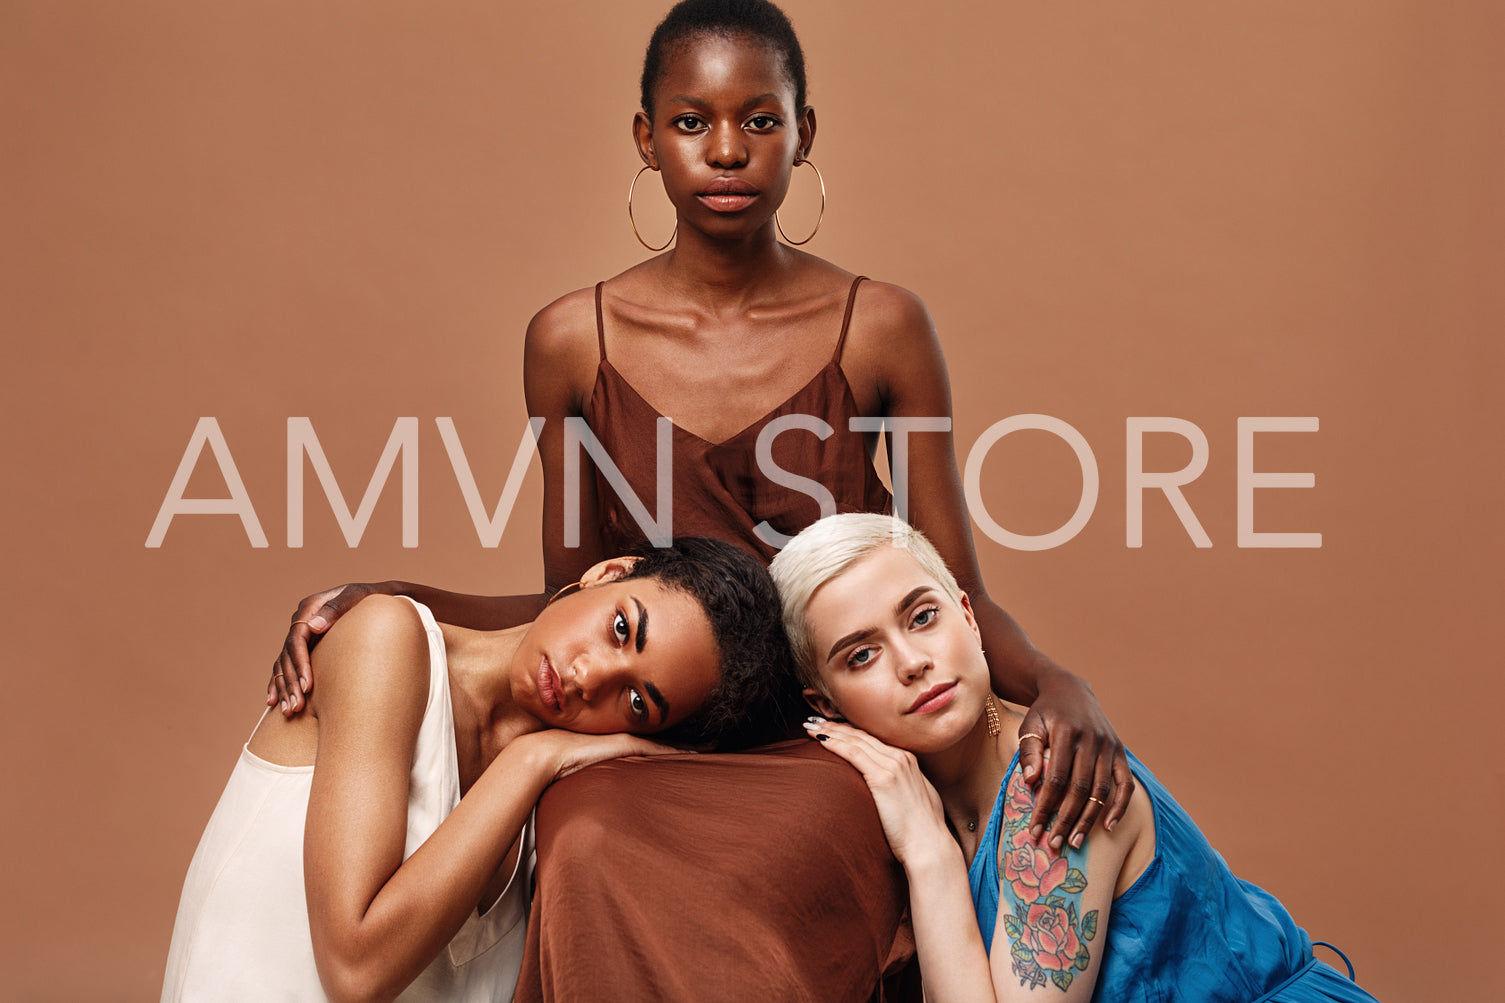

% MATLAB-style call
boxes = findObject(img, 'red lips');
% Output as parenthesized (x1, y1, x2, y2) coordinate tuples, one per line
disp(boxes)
(908, 681, 957, 714)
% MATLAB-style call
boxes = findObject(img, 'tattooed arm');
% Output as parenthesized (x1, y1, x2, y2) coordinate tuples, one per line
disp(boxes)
(806, 719, 1150, 1002)
(987, 762, 1146, 1001)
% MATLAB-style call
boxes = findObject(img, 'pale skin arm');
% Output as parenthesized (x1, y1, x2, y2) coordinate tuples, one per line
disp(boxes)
(844, 282, 1133, 848)
(805, 720, 995, 1003)
(302, 594, 672, 1003)
(984, 759, 1129, 1000)
(806, 722, 1125, 1003)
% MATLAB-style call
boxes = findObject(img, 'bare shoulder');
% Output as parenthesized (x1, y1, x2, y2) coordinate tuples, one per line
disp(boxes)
(524, 287, 599, 368)
(311, 595, 430, 705)
(840, 279, 949, 407)
(523, 286, 601, 411)
(851, 279, 935, 336)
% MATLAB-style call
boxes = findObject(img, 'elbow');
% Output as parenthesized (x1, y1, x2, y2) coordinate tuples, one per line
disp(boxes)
(318, 958, 397, 1003)
(314, 935, 404, 1003)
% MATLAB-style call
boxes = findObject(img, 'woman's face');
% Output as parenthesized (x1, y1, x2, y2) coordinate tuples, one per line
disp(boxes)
(510, 573, 720, 735)
(634, 33, 811, 241)
(804, 546, 990, 753)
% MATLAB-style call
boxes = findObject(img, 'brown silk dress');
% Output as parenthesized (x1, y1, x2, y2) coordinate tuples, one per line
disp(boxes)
(512, 277, 919, 1002)
(588, 275, 892, 562)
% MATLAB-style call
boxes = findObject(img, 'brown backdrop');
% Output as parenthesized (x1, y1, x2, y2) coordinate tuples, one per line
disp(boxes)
(3, 1, 1500, 999)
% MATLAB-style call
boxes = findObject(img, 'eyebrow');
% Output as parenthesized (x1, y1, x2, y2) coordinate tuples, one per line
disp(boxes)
(824, 585, 936, 662)
(664, 93, 782, 112)
(633, 597, 648, 654)
(644, 681, 670, 724)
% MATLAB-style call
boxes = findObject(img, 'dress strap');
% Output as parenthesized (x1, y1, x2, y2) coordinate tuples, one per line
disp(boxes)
(833, 275, 868, 363)
(594, 281, 608, 362)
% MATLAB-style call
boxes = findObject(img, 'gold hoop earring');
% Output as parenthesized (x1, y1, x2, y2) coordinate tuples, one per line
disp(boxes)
(775, 159, 825, 246)
(546, 580, 586, 607)
(628, 165, 677, 252)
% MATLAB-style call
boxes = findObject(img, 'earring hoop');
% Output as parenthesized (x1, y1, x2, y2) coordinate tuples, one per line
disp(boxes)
(546, 580, 586, 607)
(628, 165, 677, 252)
(775, 159, 826, 246)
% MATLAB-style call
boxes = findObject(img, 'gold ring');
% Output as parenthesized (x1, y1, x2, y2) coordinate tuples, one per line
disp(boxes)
(291, 619, 314, 628)
(1018, 732, 1046, 744)
(1087, 796, 1105, 806)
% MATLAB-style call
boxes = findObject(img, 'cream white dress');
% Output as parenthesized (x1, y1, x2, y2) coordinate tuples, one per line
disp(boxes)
(161, 599, 531, 1001)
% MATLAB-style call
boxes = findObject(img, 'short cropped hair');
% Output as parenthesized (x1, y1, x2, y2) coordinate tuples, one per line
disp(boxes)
(622, 536, 800, 750)
(769, 514, 962, 695)
(640, 0, 808, 119)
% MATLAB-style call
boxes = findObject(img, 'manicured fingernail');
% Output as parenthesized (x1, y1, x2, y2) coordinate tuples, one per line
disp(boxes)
(1023, 765, 1037, 781)
(280, 700, 288, 712)
(310, 616, 327, 630)
(1070, 833, 1083, 849)
(1030, 824, 1044, 841)
(802, 720, 821, 731)
(1104, 820, 1115, 832)
(1050, 834, 1064, 850)
(806, 715, 827, 723)
(815, 734, 828, 742)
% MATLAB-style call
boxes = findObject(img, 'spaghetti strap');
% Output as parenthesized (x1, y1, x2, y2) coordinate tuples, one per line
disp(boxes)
(245, 705, 275, 744)
(594, 281, 608, 361)
(833, 275, 867, 362)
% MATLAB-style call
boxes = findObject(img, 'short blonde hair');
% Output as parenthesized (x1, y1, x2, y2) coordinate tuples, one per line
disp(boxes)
(769, 514, 962, 694)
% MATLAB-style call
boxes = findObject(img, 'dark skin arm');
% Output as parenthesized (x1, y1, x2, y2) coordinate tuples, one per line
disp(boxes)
(273, 278, 1126, 848)
(268, 584, 547, 713)
(268, 292, 603, 715)
(841, 280, 1133, 847)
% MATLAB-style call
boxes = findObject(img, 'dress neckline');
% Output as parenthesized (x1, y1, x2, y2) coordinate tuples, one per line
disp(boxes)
(591, 357, 850, 449)
(587, 275, 869, 448)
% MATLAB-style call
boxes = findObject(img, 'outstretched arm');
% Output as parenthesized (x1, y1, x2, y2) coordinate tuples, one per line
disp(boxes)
(269, 584, 547, 713)
(846, 282, 1133, 848)
(269, 289, 603, 716)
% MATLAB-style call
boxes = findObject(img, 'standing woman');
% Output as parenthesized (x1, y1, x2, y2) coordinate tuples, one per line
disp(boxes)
(271, 2, 1131, 997)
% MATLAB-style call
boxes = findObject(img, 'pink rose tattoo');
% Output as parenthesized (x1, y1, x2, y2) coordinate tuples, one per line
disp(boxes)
(1004, 829, 1070, 905)
(1020, 902, 1083, 971)
(998, 764, 1098, 991)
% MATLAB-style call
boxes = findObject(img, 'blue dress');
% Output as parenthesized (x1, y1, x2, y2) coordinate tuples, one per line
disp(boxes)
(968, 750, 1380, 1002)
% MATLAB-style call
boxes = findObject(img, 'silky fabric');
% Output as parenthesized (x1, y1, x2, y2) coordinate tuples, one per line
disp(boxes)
(516, 741, 914, 1002)
(586, 275, 891, 563)
(161, 599, 531, 1002)
(969, 750, 1380, 1002)
(513, 277, 916, 1002)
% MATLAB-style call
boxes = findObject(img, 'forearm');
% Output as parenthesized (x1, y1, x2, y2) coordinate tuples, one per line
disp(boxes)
(311, 740, 552, 1002)
(902, 844, 997, 1003)
(971, 593, 1077, 706)
(384, 582, 547, 632)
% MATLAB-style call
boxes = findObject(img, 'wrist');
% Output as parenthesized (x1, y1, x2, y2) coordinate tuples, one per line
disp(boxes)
(500, 732, 563, 787)
(1035, 659, 1090, 698)
(900, 834, 965, 879)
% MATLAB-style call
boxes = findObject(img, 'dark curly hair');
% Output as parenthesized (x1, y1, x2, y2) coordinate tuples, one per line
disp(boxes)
(640, 0, 808, 120)
(619, 536, 802, 750)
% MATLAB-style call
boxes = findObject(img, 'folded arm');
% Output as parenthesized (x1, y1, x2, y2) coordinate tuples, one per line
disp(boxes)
(301, 595, 667, 1002)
